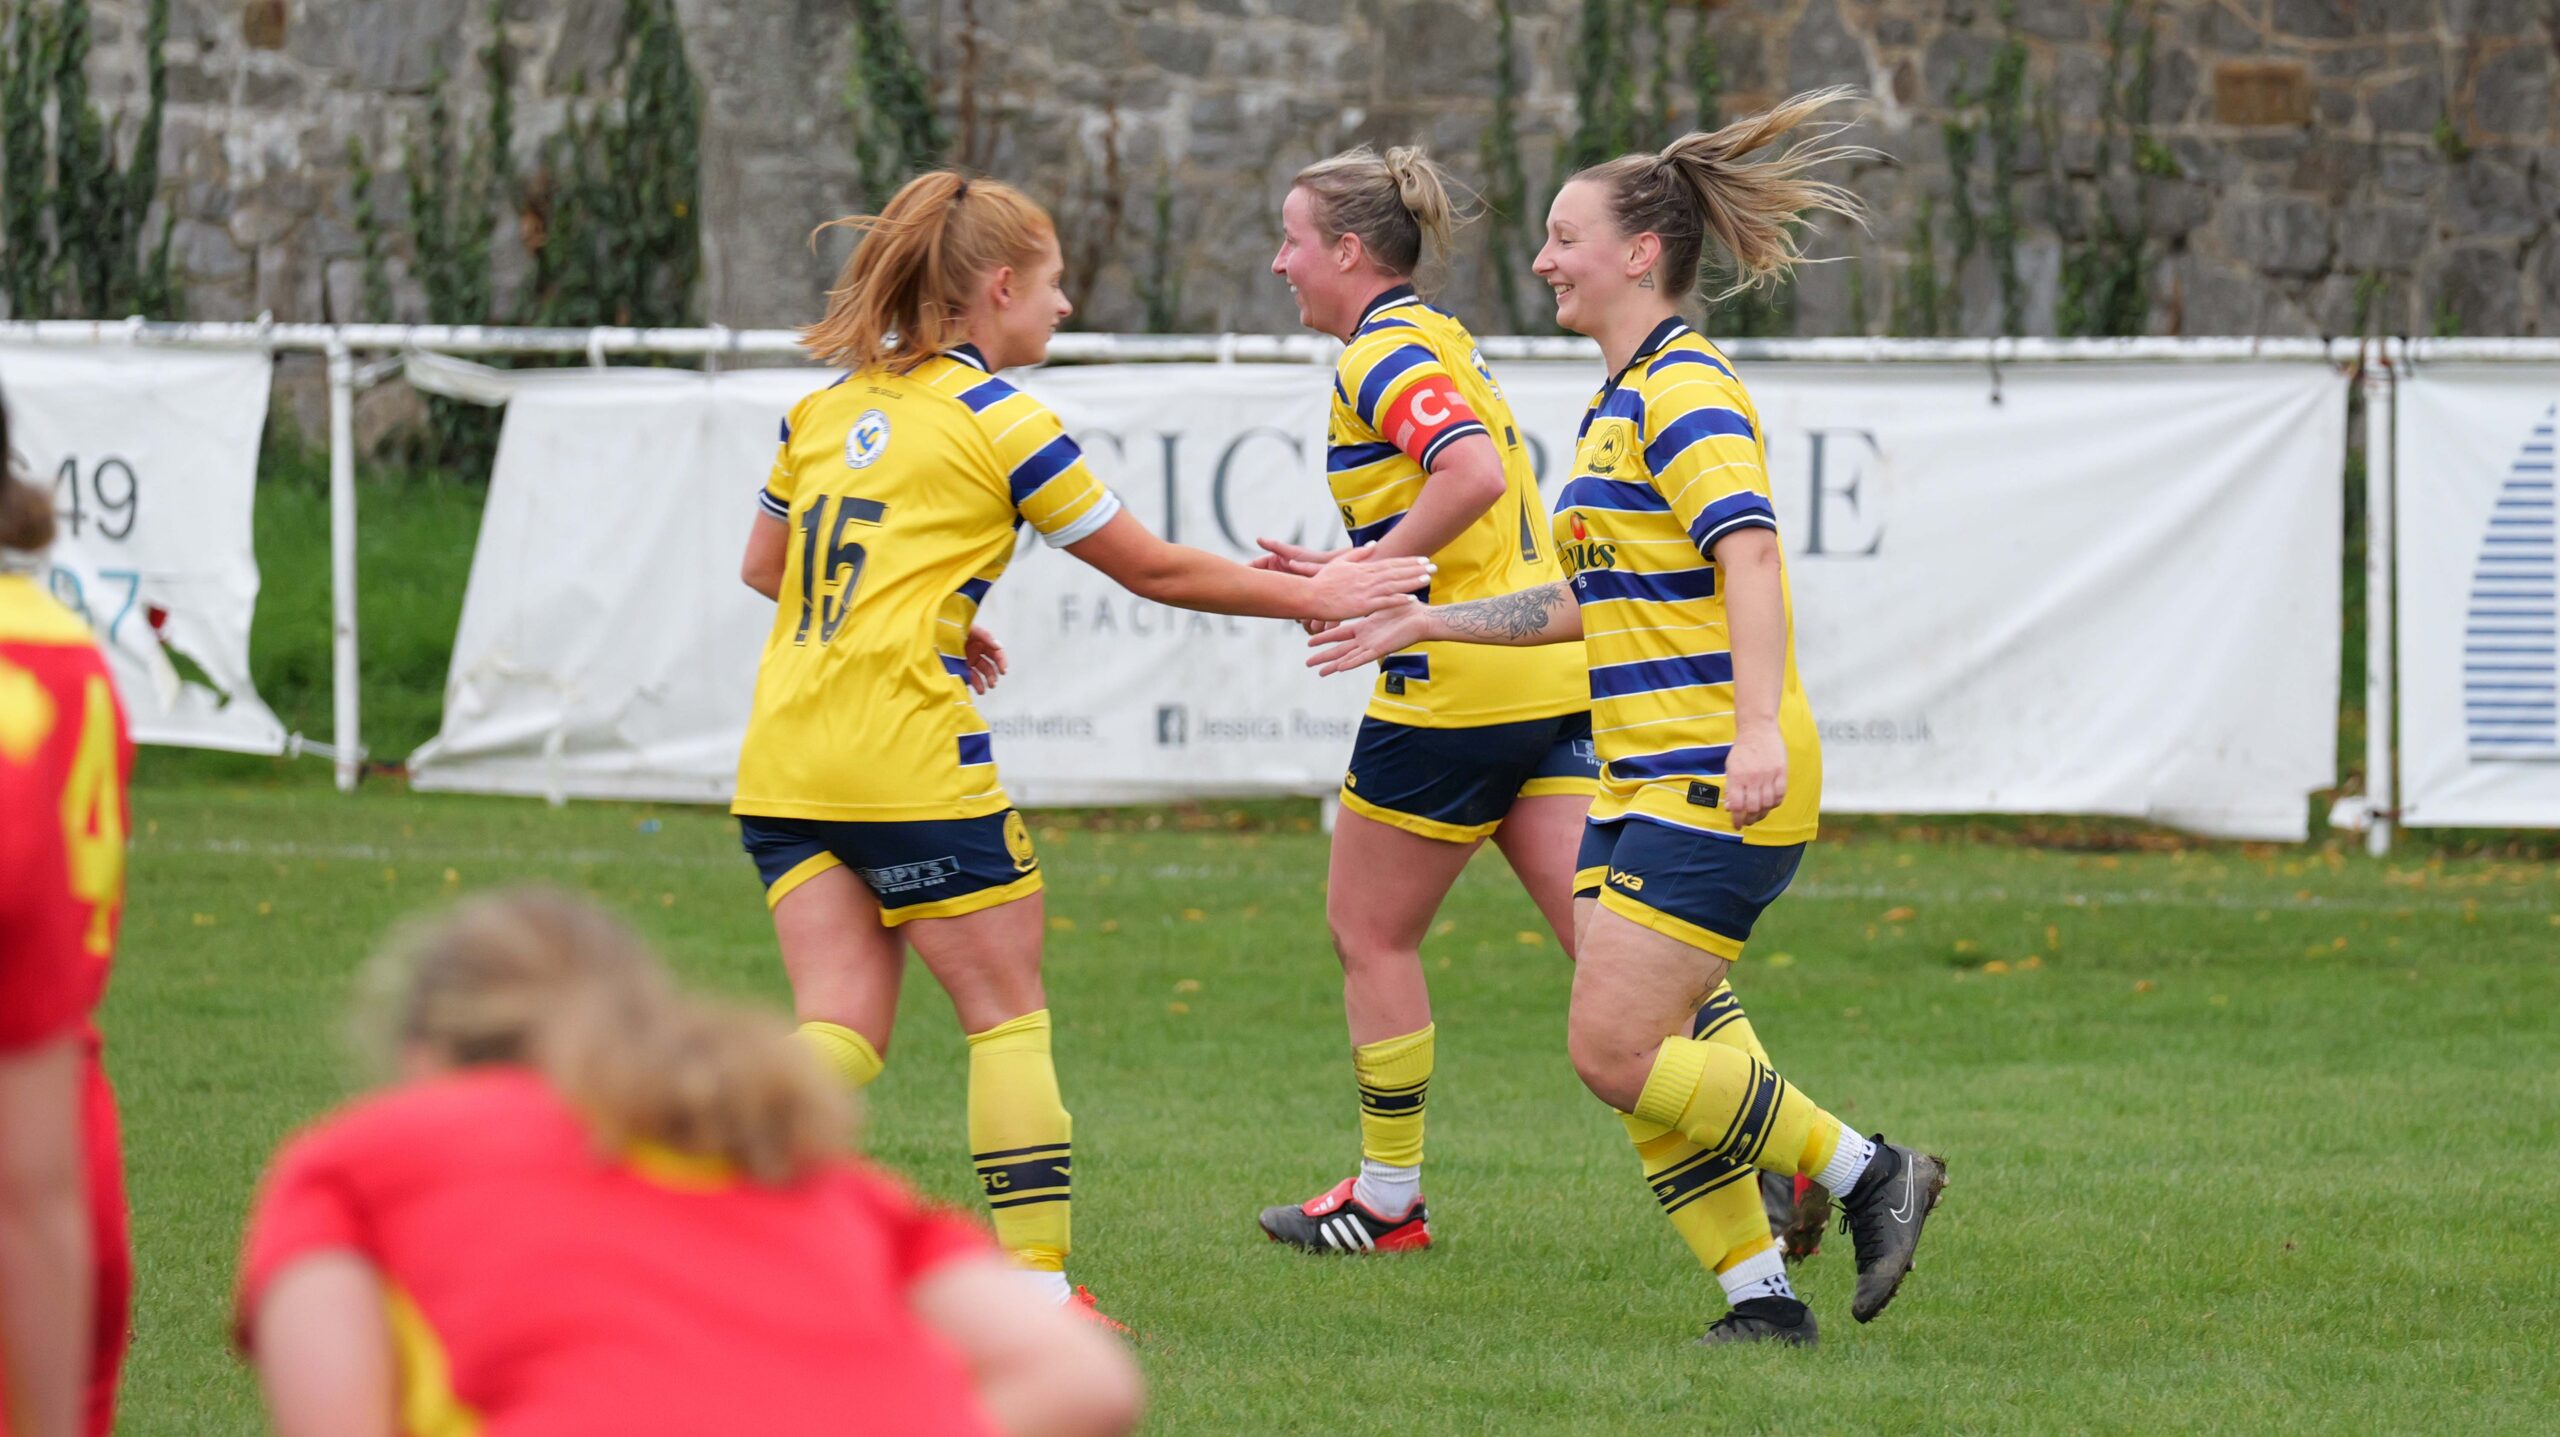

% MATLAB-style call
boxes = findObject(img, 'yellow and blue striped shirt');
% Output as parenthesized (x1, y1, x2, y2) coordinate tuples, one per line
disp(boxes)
(735, 346, 1120, 821)
(1551, 319, 1821, 845)
(1327, 286, 1585, 727)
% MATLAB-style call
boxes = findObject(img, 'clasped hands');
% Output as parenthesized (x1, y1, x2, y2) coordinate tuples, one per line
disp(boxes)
(1250, 537, 1435, 677)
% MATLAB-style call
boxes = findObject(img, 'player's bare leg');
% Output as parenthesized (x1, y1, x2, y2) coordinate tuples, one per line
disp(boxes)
(900, 891, 1049, 1035)
(1491, 793, 1587, 955)
(1258, 808, 1477, 1253)
(772, 867, 906, 1083)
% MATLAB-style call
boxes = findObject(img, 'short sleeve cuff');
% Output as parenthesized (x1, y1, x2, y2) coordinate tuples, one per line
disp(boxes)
(1040, 489, 1122, 549)
(1691, 512, 1778, 558)
(1416, 420, 1490, 471)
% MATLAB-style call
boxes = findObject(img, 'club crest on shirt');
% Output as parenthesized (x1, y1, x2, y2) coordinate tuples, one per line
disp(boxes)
(1590, 429, 1626, 475)
(1558, 510, 1619, 577)
(845, 410, 892, 469)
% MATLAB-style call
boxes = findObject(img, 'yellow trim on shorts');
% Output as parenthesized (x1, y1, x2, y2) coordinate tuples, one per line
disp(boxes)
(879, 870, 1044, 928)
(764, 853, 842, 910)
(1515, 775, 1599, 800)
(1573, 865, 1609, 896)
(1338, 786, 1498, 844)
(1596, 886, 1749, 961)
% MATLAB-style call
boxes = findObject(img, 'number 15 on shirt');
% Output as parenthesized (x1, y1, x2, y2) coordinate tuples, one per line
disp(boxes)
(794, 496, 885, 647)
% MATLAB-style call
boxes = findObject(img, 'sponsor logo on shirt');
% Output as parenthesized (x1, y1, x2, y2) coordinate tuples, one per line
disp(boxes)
(1558, 510, 1619, 577)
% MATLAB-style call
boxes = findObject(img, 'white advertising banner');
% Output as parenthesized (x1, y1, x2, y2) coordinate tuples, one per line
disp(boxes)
(1490, 359, 2344, 839)
(0, 343, 285, 752)
(2394, 365, 2560, 827)
(412, 356, 2345, 837)
(405, 363, 807, 803)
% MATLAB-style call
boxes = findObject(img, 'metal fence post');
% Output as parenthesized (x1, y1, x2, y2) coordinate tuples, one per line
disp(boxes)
(2361, 340, 2397, 856)
(327, 340, 362, 792)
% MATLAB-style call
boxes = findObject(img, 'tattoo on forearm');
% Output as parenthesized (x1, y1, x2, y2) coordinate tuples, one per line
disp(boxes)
(1438, 583, 1567, 641)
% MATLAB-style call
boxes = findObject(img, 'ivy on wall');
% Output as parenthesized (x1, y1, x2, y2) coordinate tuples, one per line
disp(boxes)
(845, 0, 946, 206)
(0, 0, 177, 321)
(351, 0, 704, 473)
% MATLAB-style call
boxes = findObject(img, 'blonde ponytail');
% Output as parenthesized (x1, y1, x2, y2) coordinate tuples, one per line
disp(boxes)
(800, 170, 1058, 373)
(1577, 87, 1873, 300)
(369, 889, 848, 1185)
(1293, 144, 1477, 289)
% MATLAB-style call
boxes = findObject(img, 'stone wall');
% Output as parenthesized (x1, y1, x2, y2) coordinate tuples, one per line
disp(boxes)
(26, 0, 2560, 363)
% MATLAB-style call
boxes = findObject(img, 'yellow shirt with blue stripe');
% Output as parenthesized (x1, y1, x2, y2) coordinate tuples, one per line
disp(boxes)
(1550, 319, 1821, 845)
(734, 345, 1120, 822)
(1328, 286, 1585, 728)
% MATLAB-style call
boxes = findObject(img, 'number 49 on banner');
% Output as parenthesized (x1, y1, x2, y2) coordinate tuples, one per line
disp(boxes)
(52, 454, 140, 542)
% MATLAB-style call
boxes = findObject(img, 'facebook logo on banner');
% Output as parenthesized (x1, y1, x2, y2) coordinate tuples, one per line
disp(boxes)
(2463, 404, 2559, 762)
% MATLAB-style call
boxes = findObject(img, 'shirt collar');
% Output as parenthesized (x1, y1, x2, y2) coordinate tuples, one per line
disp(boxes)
(1627, 315, 1690, 370)
(1356, 284, 1422, 329)
(944, 343, 990, 372)
(1598, 316, 1693, 401)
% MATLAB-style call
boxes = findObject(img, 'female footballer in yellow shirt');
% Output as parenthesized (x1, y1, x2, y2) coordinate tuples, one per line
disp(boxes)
(1249, 145, 1593, 1254)
(736, 171, 1430, 1323)
(1307, 93, 1947, 1346)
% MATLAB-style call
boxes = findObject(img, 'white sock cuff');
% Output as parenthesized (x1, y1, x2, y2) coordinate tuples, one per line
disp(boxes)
(1815, 1128, 1877, 1195)
(1354, 1158, 1422, 1215)
(1715, 1247, 1792, 1304)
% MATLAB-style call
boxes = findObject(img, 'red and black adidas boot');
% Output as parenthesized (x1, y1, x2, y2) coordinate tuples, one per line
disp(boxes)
(1257, 1177, 1432, 1254)
(1760, 1171, 1832, 1264)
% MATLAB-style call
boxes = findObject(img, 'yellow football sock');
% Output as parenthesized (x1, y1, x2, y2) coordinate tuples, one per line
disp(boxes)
(1353, 1024, 1434, 1169)
(1622, 1113, 1764, 1268)
(967, 1008, 1073, 1273)
(798, 1020, 884, 1089)
(1621, 983, 1782, 1276)
(1630, 1031, 1847, 1181)
(1687, 981, 1768, 1063)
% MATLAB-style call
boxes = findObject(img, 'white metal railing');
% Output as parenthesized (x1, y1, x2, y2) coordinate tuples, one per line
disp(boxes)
(1, 317, 2374, 365)
(11, 320, 2555, 849)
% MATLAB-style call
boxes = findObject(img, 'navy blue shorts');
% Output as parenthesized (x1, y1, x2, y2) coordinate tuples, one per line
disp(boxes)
(1573, 817, 1803, 960)
(738, 809, 1040, 926)
(1339, 710, 1598, 842)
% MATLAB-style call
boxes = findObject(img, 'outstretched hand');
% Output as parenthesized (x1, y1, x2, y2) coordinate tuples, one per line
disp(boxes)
(1303, 546, 1432, 621)
(1255, 537, 1349, 576)
(1307, 594, 1432, 676)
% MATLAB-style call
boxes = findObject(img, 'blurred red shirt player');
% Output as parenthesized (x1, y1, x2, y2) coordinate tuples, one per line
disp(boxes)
(0, 395, 134, 1437)
(234, 889, 1142, 1437)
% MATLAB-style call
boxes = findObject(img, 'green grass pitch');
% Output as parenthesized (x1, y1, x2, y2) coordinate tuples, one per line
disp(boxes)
(108, 762, 2560, 1434)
